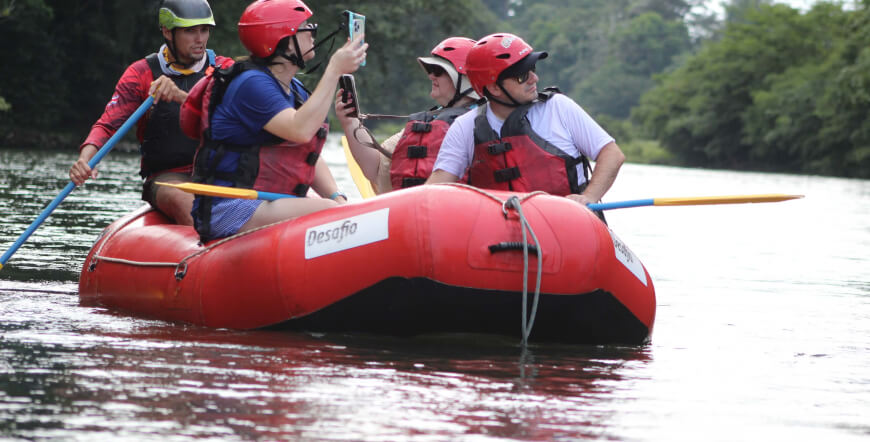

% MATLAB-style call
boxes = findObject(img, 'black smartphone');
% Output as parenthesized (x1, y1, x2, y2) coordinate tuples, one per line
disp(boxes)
(339, 74, 360, 118)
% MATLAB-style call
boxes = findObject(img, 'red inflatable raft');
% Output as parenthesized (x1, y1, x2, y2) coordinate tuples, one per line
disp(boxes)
(79, 184, 656, 344)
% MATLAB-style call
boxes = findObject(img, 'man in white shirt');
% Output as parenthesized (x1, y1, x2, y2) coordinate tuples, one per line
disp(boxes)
(426, 33, 624, 208)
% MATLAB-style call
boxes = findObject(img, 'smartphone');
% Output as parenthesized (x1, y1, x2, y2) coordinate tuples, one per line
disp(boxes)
(339, 74, 360, 118)
(343, 10, 366, 66)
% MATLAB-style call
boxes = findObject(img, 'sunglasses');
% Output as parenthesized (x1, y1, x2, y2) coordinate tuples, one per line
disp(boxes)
(424, 64, 447, 77)
(515, 65, 536, 84)
(297, 23, 318, 39)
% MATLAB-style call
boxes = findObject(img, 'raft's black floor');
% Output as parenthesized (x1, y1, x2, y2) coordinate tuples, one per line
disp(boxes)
(272, 277, 650, 345)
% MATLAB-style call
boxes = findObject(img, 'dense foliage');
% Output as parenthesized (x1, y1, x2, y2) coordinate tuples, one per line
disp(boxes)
(0, 0, 867, 178)
(633, 1, 870, 177)
(0, 0, 496, 141)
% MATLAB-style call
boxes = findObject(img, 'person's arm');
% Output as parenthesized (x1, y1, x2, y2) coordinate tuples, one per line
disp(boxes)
(335, 90, 384, 182)
(311, 156, 347, 204)
(567, 142, 625, 206)
(70, 61, 151, 185)
(555, 95, 624, 205)
(426, 169, 460, 184)
(69, 145, 99, 185)
(149, 75, 188, 104)
(265, 35, 368, 142)
(425, 113, 474, 184)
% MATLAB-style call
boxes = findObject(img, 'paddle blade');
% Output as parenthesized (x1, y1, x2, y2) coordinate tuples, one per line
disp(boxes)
(342, 136, 376, 199)
(587, 194, 804, 211)
(156, 182, 259, 199)
(653, 194, 804, 206)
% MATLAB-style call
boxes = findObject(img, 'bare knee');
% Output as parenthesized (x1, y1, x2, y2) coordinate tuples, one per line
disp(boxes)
(155, 188, 194, 226)
(242, 198, 336, 232)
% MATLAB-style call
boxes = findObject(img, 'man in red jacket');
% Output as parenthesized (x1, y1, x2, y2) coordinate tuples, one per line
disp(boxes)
(69, 0, 231, 226)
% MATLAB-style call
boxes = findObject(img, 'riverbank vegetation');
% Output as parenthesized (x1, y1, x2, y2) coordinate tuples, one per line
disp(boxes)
(0, 0, 866, 178)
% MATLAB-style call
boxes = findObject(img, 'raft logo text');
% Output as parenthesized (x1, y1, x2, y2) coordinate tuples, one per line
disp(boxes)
(304, 208, 390, 259)
(609, 229, 647, 286)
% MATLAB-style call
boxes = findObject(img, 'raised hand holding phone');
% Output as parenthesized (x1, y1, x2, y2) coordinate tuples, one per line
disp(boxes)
(344, 10, 366, 66)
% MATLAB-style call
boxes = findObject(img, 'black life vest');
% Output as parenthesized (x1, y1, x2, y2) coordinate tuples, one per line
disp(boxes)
(140, 50, 215, 178)
(469, 87, 591, 196)
(390, 106, 470, 189)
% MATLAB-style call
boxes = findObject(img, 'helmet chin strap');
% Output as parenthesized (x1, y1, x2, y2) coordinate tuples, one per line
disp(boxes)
(445, 87, 474, 108)
(484, 81, 524, 107)
(164, 29, 180, 68)
(444, 75, 474, 108)
(279, 25, 343, 74)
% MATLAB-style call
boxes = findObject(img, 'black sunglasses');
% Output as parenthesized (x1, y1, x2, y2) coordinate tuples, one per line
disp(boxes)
(297, 23, 318, 39)
(515, 64, 536, 84)
(424, 64, 447, 77)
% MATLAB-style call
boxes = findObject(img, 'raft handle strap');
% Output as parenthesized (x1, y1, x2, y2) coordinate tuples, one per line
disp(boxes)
(488, 242, 539, 256)
(502, 195, 544, 346)
(174, 261, 188, 281)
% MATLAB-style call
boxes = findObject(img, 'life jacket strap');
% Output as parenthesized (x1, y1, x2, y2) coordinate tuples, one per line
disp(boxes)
(401, 177, 426, 188)
(487, 142, 513, 155)
(494, 167, 521, 183)
(407, 145, 428, 159)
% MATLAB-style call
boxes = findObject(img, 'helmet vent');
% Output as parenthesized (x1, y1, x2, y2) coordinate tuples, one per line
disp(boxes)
(496, 54, 511, 59)
(443, 47, 455, 52)
(294, 7, 306, 11)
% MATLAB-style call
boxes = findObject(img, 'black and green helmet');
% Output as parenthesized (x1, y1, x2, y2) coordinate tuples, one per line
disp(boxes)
(158, 0, 215, 30)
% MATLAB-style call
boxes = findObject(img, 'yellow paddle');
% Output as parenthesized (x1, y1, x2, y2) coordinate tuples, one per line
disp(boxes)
(160, 182, 802, 212)
(342, 135, 376, 199)
(156, 182, 296, 201)
(587, 194, 803, 211)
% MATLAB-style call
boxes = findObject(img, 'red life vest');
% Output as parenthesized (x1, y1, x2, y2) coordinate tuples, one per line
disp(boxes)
(390, 106, 470, 189)
(179, 57, 235, 142)
(469, 88, 590, 196)
(184, 61, 329, 240)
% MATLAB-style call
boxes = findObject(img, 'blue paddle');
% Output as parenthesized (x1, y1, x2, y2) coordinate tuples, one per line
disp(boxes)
(587, 194, 802, 211)
(156, 183, 802, 212)
(0, 96, 155, 270)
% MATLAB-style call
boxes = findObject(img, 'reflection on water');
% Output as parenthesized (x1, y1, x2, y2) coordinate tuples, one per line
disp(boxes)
(1, 286, 651, 441)
(0, 144, 868, 440)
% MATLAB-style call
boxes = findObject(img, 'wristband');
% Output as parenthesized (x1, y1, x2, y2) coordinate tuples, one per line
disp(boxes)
(329, 191, 347, 201)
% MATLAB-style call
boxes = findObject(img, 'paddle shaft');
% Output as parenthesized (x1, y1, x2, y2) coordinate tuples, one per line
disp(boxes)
(587, 194, 802, 211)
(0, 96, 155, 269)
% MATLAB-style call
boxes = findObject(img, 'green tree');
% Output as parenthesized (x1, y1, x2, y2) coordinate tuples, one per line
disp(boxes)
(0, 0, 498, 146)
(744, 3, 869, 177)
(634, 4, 817, 166)
(305, 0, 498, 123)
(634, 2, 869, 177)
(510, 0, 689, 119)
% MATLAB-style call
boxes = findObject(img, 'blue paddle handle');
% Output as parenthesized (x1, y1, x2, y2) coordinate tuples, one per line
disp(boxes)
(257, 190, 298, 201)
(587, 198, 655, 211)
(0, 96, 154, 268)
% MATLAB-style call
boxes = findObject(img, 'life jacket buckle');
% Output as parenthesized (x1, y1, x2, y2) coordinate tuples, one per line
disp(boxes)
(305, 151, 320, 165)
(294, 183, 310, 196)
(407, 145, 428, 159)
(488, 142, 512, 155)
(411, 122, 432, 133)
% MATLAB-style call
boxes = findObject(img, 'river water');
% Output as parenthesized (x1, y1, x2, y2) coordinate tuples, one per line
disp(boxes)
(0, 141, 867, 441)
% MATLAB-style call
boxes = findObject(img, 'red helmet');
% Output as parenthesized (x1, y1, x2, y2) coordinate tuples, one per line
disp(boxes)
(238, 0, 313, 58)
(466, 33, 544, 97)
(430, 37, 476, 75)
